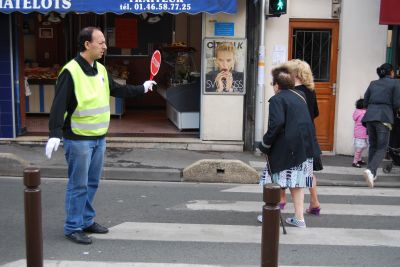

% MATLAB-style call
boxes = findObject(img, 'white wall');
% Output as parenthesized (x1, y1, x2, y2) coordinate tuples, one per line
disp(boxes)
(263, 13, 290, 131)
(335, 0, 387, 155)
(263, 0, 387, 155)
(289, 0, 332, 18)
(201, 0, 246, 140)
(199, 0, 387, 151)
(262, 0, 331, 132)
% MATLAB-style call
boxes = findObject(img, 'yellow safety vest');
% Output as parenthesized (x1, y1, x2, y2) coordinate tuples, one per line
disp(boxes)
(61, 60, 110, 136)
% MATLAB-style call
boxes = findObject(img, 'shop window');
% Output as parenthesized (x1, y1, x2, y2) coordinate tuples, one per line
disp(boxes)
(105, 13, 173, 57)
(292, 29, 332, 82)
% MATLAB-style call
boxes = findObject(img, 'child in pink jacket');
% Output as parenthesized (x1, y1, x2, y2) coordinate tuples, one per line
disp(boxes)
(353, 98, 368, 168)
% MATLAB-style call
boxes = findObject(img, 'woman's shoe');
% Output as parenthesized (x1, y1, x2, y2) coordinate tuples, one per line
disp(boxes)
(352, 163, 361, 168)
(285, 217, 306, 228)
(257, 215, 263, 223)
(306, 206, 321, 215)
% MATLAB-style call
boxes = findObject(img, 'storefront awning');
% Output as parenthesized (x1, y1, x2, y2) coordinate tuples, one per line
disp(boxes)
(0, 0, 237, 15)
(380, 0, 400, 25)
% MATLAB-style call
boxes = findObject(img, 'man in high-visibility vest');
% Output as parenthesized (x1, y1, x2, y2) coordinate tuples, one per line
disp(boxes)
(45, 27, 156, 245)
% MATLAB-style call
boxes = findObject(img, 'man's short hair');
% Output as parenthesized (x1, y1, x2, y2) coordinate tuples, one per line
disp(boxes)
(78, 27, 101, 52)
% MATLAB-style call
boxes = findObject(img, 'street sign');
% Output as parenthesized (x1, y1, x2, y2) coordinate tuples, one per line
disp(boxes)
(150, 50, 161, 80)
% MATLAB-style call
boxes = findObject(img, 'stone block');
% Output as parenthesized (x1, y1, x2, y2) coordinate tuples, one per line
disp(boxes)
(183, 159, 259, 183)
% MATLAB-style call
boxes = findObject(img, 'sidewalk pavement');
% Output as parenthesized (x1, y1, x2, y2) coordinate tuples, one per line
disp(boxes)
(1, 142, 399, 187)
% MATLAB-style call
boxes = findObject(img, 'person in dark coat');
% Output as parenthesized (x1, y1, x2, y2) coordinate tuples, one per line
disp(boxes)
(258, 65, 321, 228)
(284, 59, 322, 216)
(362, 63, 400, 188)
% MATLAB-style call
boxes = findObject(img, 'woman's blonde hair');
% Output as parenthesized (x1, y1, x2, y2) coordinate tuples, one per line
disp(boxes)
(284, 59, 315, 91)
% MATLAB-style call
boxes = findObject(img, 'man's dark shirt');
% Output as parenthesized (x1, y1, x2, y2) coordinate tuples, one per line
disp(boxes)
(49, 55, 144, 140)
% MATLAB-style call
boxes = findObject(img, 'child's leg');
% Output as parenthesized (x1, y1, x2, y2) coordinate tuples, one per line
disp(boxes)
(353, 147, 363, 163)
(357, 139, 369, 163)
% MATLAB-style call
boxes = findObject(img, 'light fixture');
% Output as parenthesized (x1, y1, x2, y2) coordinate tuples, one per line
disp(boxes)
(47, 12, 61, 23)
(140, 13, 164, 24)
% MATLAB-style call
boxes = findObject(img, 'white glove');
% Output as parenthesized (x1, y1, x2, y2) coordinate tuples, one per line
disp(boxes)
(45, 137, 61, 159)
(143, 80, 157, 93)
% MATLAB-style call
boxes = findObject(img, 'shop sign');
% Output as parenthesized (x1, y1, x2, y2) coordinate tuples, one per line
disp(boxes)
(203, 38, 247, 95)
(0, 0, 237, 14)
(380, 0, 400, 25)
(214, 22, 235, 37)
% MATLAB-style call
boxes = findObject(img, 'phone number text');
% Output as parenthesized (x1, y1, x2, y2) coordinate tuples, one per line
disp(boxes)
(120, 3, 191, 11)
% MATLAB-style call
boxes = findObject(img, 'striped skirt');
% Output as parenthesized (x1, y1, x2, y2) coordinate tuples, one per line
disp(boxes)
(259, 158, 314, 188)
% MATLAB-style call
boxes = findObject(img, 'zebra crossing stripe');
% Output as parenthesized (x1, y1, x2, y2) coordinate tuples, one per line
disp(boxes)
(94, 222, 260, 243)
(2, 259, 331, 267)
(249, 161, 400, 176)
(221, 185, 400, 197)
(182, 200, 400, 217)
(1, 260, 254, 267)
(92, 222, 400, 248)
(281, 227, 400, 247)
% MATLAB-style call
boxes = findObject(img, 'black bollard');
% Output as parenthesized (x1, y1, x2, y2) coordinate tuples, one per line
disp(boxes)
(23, 167, 43, 267)
(261, 184, 281, 267)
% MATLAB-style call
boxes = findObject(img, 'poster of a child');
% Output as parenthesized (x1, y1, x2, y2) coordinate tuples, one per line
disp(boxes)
(204, 38, 246, 94)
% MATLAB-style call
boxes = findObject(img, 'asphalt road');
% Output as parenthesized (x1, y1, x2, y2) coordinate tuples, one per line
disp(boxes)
(1, 177, 400, 267)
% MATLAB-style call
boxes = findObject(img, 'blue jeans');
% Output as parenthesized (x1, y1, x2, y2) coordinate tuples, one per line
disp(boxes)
(63, 137, 106, 235)
(366, 122, 390, 176)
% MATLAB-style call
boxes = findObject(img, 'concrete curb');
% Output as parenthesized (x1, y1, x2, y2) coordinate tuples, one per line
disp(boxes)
(0, 137, 245, 152)
(103, 167, 182, 182)
(22, 166, 183, 182)
(182, 159, 259, 183)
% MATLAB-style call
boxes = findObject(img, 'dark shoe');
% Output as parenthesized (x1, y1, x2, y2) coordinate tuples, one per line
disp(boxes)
(83, 222, 109, 234)
(358, 160, 367, 165)
(65, 231, 92, 245)
(352, 163, 361, 168)
(306, 206, 321, 215)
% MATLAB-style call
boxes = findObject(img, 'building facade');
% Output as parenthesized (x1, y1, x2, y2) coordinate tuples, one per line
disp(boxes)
(0, 0, 395, 157)
(260, 0, 387, 155)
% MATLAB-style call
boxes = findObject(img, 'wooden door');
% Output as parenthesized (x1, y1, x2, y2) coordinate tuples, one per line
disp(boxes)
(289, 19, 339, 151)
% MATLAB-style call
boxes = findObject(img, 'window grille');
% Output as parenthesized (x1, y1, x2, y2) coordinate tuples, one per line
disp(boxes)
(292, 29, 332, 82)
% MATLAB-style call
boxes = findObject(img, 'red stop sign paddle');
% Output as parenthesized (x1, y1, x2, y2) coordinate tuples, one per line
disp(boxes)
(150, 50, 161, 80)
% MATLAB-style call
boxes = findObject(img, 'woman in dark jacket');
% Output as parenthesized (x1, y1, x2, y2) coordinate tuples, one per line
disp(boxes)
(285, 59, 322, 216)
(362, 63, 400, 188)
(258, 66, 321, 228)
